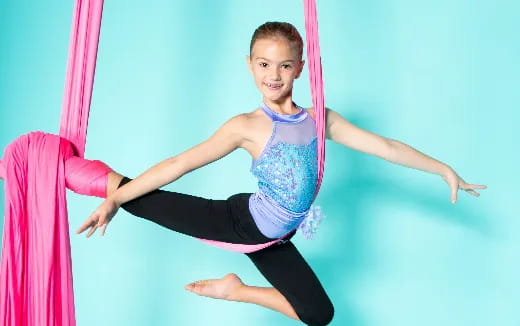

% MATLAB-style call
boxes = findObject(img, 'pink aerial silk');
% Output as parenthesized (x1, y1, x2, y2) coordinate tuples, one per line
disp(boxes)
(0, 1, 105, 325)
(0, 0, 326, 323)
(60, 0, 104, 158)
(0, 133, 110, 326)
(304, 0, 326, 197)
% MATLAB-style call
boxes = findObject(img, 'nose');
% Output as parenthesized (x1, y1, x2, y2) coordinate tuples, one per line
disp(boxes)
(269, 67, 282, 81)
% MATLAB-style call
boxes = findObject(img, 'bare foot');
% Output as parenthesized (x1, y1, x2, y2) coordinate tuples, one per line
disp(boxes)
(184, 273, 244, 300)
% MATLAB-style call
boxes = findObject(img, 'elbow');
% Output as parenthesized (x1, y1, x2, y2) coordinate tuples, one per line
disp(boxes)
(162, 156, 187, 182)
(384, 138, 397, 162)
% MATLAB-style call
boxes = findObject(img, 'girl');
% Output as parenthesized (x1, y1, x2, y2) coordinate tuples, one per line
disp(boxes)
(76, 22, 486, 326)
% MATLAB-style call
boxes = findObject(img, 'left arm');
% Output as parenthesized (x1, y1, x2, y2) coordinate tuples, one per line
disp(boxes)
(325, 108, 486, 202)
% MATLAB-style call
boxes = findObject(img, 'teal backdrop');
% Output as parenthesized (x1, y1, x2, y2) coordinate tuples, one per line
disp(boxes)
(0, 1, 518, 325)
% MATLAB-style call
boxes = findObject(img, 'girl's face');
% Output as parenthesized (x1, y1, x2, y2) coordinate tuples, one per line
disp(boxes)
(247, 37, 304, 103)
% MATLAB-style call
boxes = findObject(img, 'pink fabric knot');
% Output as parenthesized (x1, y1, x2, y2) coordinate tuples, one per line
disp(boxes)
(65, 157, 112, 198)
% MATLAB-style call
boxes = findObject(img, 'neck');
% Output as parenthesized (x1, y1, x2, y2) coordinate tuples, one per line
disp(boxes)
(262, 94, 297, 115)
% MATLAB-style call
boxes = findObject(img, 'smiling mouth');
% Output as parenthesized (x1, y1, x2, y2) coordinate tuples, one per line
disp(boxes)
(265, 82, 283, 90)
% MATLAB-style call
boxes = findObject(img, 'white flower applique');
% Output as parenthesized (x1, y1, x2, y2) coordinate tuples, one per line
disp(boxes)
(297, 205, 326, 240)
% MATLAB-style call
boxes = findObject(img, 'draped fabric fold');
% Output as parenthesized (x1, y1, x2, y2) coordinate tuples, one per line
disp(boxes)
(0, 1, 104, 325)
(1, 133, 76, 326)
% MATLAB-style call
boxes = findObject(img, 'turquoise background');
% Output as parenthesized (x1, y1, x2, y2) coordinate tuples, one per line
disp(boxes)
(1, 0, 518, 325)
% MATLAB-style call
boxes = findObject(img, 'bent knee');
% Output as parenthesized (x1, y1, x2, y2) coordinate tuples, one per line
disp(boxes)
(299, 300, 334, 326)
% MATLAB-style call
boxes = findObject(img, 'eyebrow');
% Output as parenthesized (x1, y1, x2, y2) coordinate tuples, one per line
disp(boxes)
(255, 57, 295, 63)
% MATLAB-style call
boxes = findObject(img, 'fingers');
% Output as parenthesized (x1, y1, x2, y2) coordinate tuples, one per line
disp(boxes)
(96, 211, 107, 226)
(451, 186, 458, 204)
(86, 224, 99, 238)
(76, 215, 97, 234)
(81, 222, 108, 238)
(467, 184, 487, 189)
(100, 223, 108, 236)
(464, 189, 480, 197)
(451, 182, 486, 204)
(461, 183, 487, 197)
(76, 213, 109, 238)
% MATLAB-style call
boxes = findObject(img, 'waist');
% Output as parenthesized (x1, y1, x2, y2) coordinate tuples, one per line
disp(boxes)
(248, 190, 309, 239)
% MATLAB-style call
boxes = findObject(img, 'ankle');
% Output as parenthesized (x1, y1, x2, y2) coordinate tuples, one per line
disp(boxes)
(230, 283, 249, 302)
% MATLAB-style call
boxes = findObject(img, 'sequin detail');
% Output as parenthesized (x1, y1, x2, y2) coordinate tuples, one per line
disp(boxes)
(252, 137, 318, 213)
(248, 102, 326, 239)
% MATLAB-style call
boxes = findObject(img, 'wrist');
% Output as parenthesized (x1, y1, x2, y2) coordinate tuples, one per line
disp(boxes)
(439, 164, 453, 177)
(107, 194, 123, 207)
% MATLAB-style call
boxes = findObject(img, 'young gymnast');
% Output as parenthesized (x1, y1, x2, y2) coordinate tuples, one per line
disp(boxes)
(75, 22, 486, 325)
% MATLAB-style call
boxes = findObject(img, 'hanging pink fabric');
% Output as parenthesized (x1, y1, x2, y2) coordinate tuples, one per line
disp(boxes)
(0, 1, 105, 325)
(60, 0, 105, 157)
(304, 0, 326, 197)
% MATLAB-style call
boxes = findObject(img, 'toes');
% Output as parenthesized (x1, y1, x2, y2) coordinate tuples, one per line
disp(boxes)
(185, 280, 206, 295)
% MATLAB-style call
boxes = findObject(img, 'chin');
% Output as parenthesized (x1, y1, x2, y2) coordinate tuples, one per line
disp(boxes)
(263, 95, 283, 103)
(263, 91, 290, 102)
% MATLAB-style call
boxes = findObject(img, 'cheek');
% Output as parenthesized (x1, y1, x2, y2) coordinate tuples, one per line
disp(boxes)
(283, 71, 297, 82)
(254, 70, 265, 83)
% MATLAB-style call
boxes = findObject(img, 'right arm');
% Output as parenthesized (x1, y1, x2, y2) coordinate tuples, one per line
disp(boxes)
(77, 114, 248, 237)
(110, 114, 247, 205)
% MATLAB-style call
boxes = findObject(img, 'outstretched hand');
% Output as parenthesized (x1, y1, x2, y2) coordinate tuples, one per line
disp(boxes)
(77, 198, 120, 237)
(442, 167, 487, 204)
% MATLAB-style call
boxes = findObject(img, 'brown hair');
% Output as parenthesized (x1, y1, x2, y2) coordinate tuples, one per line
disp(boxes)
(250, 22, 304, 59)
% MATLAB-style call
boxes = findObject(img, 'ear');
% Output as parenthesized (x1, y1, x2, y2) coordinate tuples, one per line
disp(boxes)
(246, 55, 253, 75)
(295, 60, 305, 79)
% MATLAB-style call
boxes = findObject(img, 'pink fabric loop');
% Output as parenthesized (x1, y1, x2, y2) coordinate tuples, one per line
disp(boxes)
(65, 156, 112, 198)
(198, 231, 291, 254)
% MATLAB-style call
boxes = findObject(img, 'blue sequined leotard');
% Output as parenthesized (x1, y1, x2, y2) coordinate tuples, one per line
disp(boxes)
(248, 103, 318, 238)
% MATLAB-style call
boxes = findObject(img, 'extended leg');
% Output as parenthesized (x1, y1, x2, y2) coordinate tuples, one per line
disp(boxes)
(185, 241, 334, 326)
(115, 177, 264, 243)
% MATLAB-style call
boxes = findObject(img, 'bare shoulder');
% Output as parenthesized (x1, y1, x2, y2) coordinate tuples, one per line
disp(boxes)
(322, 107, 392, 158)
(218, 108, 271, 147)
(322, 107, 357, 138)
(227, 108, 265, 126)
(219, 111, 257, 136)
(325, 107, 343, 124)
(240, 107, 272, 134)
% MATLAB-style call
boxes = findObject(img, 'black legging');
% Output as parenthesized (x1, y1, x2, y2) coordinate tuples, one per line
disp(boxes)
(118, 177, 334, 326)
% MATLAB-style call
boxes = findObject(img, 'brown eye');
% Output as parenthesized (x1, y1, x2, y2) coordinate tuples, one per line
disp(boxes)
(282, 64, 292, 69)
(259, 62, 268, 68)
